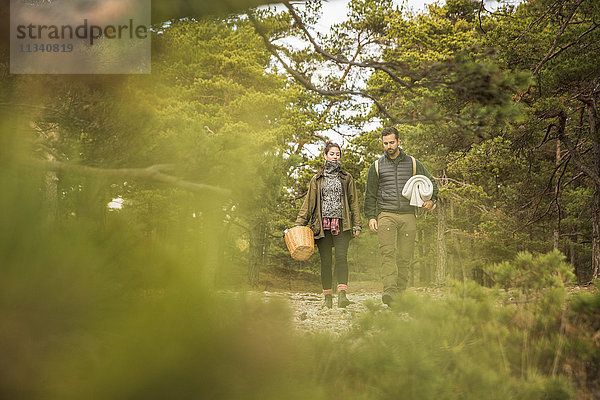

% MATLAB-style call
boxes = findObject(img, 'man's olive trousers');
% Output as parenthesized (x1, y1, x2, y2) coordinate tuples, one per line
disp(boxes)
(377, 212, 416, 294)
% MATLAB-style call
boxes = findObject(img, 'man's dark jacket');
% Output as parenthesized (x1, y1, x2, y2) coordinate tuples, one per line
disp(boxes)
(363, 149, 438, 220)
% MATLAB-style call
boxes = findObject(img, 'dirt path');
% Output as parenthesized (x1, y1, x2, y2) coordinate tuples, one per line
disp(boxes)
(255, 286, 448, 336)
(261, 290, 385, 336)
(232, 283, 597, 336)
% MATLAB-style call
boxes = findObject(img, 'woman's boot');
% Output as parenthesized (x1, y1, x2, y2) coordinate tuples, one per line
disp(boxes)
(338, 290, 350, 308)
(324, 294, 333, 309)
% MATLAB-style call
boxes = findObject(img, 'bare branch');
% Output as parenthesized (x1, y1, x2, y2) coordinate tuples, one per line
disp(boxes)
(445, 191, 495, 214)
(34, 159, 232, 196)
(536, 123, 557, 149)
(520, 193, 561, 230)
(316, 31, 365, 123)
(532, 0, 586, 75)
(294, 191, 307, 200)
(281, 0, 413, 88)
(330, 127, 356, 138)
(443, 177, 477, 188)
(524, 153, 570, 220)
(515, 0, 563, 44)
(248, 12, 400, 122)
(563, 172, 585, 187)
(536, 21, 600, 73)
(477, 0, 487, 35)
(577, 94, 599, 135)
(539, 109, 600, 186)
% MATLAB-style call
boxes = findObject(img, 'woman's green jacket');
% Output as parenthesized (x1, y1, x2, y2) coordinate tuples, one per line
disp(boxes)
(295, 168, 362, 239)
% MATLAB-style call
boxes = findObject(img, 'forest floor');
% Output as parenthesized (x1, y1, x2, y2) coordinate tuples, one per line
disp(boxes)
(249, 286, 446, 336)
(220, 264, 444, 336)
(219, 264, 598, 337)
(218, 264, 600, 398)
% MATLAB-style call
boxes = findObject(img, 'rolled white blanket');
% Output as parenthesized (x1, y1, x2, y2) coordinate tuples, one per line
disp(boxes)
(402, 175, 436, 209)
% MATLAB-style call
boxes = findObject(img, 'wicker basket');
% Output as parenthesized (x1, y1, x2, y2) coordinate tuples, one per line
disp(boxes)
(284, 226, 315, 261)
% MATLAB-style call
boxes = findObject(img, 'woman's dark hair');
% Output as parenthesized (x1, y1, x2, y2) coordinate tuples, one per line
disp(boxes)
(323, 141, 341, 155)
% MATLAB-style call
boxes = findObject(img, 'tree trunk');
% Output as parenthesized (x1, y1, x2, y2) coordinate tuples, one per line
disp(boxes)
(593, 186, 600, 279)
(454, 235, 465, 282)
(586, 97, 600, 279)
(436, 199, 447, 285)
(248, 219, 266, 287)
(554, 139, 561, 250)
(553, 99, 600, 280)
(214, 222, 231, 286)
(569, 226, 579, 282)
(199, 203, 222, 287)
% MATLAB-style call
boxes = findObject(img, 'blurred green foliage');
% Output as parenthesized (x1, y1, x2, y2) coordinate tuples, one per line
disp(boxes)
(1, 0, 600, 398)
(2, 155, 598, 398)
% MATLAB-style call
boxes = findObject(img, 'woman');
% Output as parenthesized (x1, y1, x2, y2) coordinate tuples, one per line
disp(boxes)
(295, 141, 362, 308)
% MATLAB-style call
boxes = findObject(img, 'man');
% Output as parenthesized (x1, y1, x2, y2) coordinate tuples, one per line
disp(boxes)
(364, 127, 438, 306)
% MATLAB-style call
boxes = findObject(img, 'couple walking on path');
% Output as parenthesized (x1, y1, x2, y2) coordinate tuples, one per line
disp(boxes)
(295, 127, 438, 308)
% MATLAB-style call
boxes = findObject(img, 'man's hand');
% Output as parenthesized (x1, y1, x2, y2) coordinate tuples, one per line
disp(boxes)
(353, 230, 361, 238)
(422, 200, 434, 210)
(368, 218, 378, 232)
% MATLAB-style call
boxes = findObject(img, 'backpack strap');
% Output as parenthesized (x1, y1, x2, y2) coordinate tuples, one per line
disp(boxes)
(411, 156, 416, 176)
(374, 159, 379, 177)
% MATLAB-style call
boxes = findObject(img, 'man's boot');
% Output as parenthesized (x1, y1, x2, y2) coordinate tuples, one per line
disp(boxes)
(324, 294, 333, 309)
(338, 290, 350, 308)
(382, 291, 394, 307)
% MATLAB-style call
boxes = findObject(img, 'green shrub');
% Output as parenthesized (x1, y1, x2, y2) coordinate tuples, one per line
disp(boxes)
(317, 280, 574, 400)
(484, 250, 575, 295)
